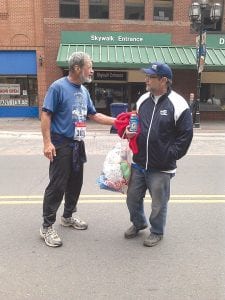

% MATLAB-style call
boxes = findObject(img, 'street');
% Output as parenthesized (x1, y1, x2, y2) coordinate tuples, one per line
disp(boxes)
(0, 129, 225, 299)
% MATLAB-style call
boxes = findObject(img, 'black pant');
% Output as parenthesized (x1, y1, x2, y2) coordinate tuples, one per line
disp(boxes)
(42, 144, 83, 228)
(190, 101, 197, 124)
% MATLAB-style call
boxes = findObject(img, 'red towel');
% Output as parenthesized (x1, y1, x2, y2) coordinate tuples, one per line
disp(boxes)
(114, 112, 139, 154)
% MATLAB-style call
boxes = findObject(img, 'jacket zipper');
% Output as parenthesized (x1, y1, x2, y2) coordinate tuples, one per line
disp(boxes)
(145, 103, 156, 170)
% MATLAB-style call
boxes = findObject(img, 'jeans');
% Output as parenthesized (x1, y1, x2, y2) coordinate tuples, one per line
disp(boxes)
(42, 144, 83, 228)
(126, 167, 173, 235)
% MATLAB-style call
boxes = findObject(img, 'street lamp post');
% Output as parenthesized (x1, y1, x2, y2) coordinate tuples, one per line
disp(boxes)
(189, 0, 222, 128)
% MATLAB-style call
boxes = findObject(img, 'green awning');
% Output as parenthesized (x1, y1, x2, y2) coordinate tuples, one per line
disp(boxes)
(57, 44, 225, 71)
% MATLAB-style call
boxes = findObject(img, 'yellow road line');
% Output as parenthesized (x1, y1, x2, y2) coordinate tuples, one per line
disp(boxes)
(0, 200, 225, 205)
(0, 195, 225, 205)
(1, 194, 225, 199)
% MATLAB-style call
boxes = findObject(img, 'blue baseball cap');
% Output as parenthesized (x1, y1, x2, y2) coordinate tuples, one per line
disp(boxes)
(142, 62, 173, 80)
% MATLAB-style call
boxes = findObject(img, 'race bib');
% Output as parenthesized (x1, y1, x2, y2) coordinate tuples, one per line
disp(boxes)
(74, 121, 87, 140)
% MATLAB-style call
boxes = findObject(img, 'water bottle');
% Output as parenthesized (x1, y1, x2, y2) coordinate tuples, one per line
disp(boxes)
(129, 112, 139, 132)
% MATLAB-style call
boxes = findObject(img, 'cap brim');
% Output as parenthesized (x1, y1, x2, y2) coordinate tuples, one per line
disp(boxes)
(141, 68, 157, 75)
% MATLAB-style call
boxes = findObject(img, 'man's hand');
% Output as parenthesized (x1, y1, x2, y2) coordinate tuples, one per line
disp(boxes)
(125, 125, 137, 140)
(43, 142, 56, 162)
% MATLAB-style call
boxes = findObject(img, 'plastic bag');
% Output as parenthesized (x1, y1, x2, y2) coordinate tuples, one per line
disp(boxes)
(97, 141, 131, 194)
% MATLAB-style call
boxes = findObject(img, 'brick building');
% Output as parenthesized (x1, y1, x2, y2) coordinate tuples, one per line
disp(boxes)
(0, 0, 225, 120)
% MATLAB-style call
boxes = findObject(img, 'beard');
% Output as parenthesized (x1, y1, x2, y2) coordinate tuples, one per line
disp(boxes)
(85, 77, 92, 83)
(80, 72, 92, 84)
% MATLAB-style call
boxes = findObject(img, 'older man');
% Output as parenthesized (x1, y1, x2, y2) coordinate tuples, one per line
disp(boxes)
(40, 52, 115, 247)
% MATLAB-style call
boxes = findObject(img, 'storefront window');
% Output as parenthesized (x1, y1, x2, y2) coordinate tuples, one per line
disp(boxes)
(59, 0, 80, 18)
(0, 76, 38, 107)
(125, 0, 145, 20)
(153, 0, 173, 21)
(129, 83, 146, 109)
(93, 83, 127, 114)
(200, 83, 225, 111)
(89, 0, 109, 19)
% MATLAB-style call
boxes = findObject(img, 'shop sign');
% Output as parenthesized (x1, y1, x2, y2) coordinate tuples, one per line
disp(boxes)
(0, 84, 20, 95)
(0, 99, 29, 106)
(219, 37, 225, 45)
(62, 31, 172, 46)
(94, 71, 127, 81)
(206, 34, 225, 48)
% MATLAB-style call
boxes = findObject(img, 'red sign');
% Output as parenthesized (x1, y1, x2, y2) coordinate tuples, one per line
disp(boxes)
(0, 84, 20, 95)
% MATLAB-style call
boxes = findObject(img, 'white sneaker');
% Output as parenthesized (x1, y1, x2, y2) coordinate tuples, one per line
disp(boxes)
(40, 226, 62, 247)
(143, 233, 163, 247)
(60, 216, 88, 230)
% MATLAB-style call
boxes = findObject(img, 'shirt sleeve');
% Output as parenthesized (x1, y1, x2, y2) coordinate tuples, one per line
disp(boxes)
(42, 86, 59, 113)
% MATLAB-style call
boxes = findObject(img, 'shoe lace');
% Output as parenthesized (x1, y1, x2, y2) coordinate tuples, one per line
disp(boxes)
(46, 227, 59, 239)
(72, 216, 83, 224)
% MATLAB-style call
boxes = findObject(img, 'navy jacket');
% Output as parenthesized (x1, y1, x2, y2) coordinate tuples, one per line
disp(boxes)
(133, 89, 193, 171)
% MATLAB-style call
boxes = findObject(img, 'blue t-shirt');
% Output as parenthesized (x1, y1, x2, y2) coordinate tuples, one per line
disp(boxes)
(42, 77, 96, 139)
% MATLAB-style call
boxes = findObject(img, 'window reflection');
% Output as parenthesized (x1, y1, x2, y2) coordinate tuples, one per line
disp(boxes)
(89, 0, 109, 19)
(0, 76, 37, 107)
(153, 0, 173, 21)
(59, 0, 80, 18)
(93, 84, 126, 114)
(125, 0, 145, 20)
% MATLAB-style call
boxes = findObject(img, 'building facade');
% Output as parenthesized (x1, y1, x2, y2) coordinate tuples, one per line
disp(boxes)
(0, 0, 44, 117)
(0, 0, 225, 119)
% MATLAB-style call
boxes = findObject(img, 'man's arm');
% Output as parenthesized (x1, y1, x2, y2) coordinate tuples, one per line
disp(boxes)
(88, 112, 115, 125)
(173, 109, 193, 160)
(41, 111, 56, 161)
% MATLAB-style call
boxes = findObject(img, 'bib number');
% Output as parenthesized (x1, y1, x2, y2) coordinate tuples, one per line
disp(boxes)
(74, 122, 86, 140)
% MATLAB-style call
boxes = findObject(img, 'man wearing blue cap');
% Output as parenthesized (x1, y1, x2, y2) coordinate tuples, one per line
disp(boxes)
(124, 62, 193, 247)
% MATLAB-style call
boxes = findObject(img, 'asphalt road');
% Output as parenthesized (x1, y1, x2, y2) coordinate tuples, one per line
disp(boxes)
(0, 132, 225, 300)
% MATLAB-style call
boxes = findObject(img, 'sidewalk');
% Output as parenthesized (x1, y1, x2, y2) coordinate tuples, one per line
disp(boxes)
(0, 118, 109, 134)
(0, 117, 224, 135)
(0, 117, 224, 157)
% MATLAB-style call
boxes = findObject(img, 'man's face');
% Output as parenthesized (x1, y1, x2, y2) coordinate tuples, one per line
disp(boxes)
(145, 74, 167, 96)
(79, 59, 94, 83)
(190, 93, 195, 101)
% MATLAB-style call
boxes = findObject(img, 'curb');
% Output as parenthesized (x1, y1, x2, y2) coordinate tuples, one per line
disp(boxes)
(0, 130, 113, 138)
(0, 130, 224, 139)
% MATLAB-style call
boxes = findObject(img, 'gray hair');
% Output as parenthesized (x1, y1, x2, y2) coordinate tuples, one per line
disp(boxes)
(68, 52, 91, 71)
